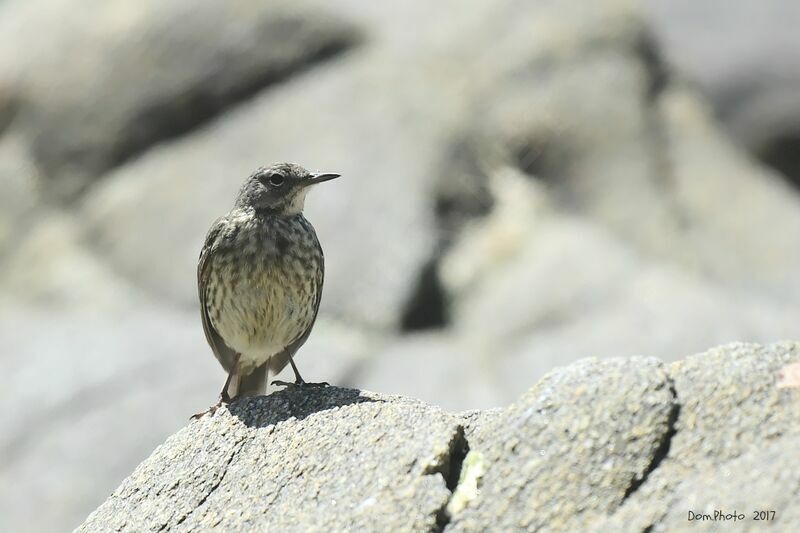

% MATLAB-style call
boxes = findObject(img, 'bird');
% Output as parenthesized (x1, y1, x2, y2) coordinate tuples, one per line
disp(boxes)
(193, 162, 339, 418)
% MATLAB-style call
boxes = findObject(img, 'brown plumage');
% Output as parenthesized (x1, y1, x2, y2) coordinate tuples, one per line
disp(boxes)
(194, 163, 339, 417)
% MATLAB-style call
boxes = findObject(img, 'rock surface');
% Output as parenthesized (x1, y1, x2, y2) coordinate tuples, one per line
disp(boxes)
(79, 388, 463, 532)
(597, 342, 800, 531)
(450, 357, 676, 532)
(3, 0, 800, 531)
(78, 342, 800, 532)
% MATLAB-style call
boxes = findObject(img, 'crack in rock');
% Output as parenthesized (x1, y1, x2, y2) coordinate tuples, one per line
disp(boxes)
(166, 436, 247, 531)
(445, 449, 487, 518)
(422, 425, 469, 532)
(622, 381, 680, 501)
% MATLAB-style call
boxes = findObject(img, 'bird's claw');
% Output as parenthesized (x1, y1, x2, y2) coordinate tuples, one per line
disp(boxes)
(190, 393, 232, 420)
(272, 380, 329, 389)
(190, 405, 219, 420)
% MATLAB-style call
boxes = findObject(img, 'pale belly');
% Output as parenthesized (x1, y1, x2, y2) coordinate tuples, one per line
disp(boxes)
(207, 262, 318, 374)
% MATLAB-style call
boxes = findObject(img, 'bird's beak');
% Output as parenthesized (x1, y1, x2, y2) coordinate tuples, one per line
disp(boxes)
(305, 172, 341, 186)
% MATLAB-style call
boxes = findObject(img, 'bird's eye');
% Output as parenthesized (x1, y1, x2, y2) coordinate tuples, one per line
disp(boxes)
(268, 173, 285, 187)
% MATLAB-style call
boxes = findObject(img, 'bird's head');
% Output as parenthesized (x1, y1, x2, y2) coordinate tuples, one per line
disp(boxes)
(234, 163, 340, 215)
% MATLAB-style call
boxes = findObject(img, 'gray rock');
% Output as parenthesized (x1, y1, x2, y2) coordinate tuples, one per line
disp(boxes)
(437, 27, 679, 258)
(428, 2, 800, 387)
(660, 435, 800, 532)
(448, 357, 676, 532)
(77, 343, 800, 531)
(0, 305, 217, 533)
(0, 0, 358, 198)
(4, 1, 800, 530)
(78, 388, 464, 532)
(597, 342, 800, 531)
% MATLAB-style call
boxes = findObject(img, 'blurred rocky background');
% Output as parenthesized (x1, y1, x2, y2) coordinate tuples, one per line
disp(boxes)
(1, 0, 800, 531)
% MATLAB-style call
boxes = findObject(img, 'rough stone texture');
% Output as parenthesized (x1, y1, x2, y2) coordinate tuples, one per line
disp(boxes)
(660, 435, 800, 532)
(75, 343, 800, 532)
(0, 0, 358, 198)
(596, 342, 800, 532)
(78, 388, 463, 532)
(3, 1, 800, 531)
(449, 357, 676, 532)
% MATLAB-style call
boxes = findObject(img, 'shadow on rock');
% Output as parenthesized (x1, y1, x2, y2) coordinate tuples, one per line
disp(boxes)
(225, 385, 377, 428)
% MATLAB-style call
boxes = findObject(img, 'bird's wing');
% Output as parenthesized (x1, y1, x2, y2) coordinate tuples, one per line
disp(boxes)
(198, 216, 238, 371)
(269, 240, 325, 376)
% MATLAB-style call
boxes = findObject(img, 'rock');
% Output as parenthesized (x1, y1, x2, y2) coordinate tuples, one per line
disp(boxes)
(660, 435, 800, 531)
(0, 306, 373, 533)
(421, 2, 800, 400)
(4, 0, 800, 530)
(0, 200, 373, 533)
(449, 357, 676, 532)
(494, 266, 800, 397)
(78, 388, 464, 532)
(597, 342, 800, 531)
(0, 305, 217, 533)
(0, 0, 358, 198)
(76, 343, 800, 531)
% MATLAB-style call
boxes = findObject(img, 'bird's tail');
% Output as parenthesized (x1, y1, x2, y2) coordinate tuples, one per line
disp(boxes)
(236, 362, 268, 397)
(268, 350, 291, 376)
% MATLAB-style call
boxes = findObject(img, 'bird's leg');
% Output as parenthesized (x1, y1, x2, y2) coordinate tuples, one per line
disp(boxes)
(219, 360, 239, 403)
(272, 353, 329, 389)
(288, 356, 306, 384)
(191, 353, 241, 419)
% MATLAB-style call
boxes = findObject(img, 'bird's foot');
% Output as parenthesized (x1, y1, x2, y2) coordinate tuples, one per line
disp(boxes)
(272, 379, 329, 389)
(190, 404, 220, 420)
(190, 392, 232, 420)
